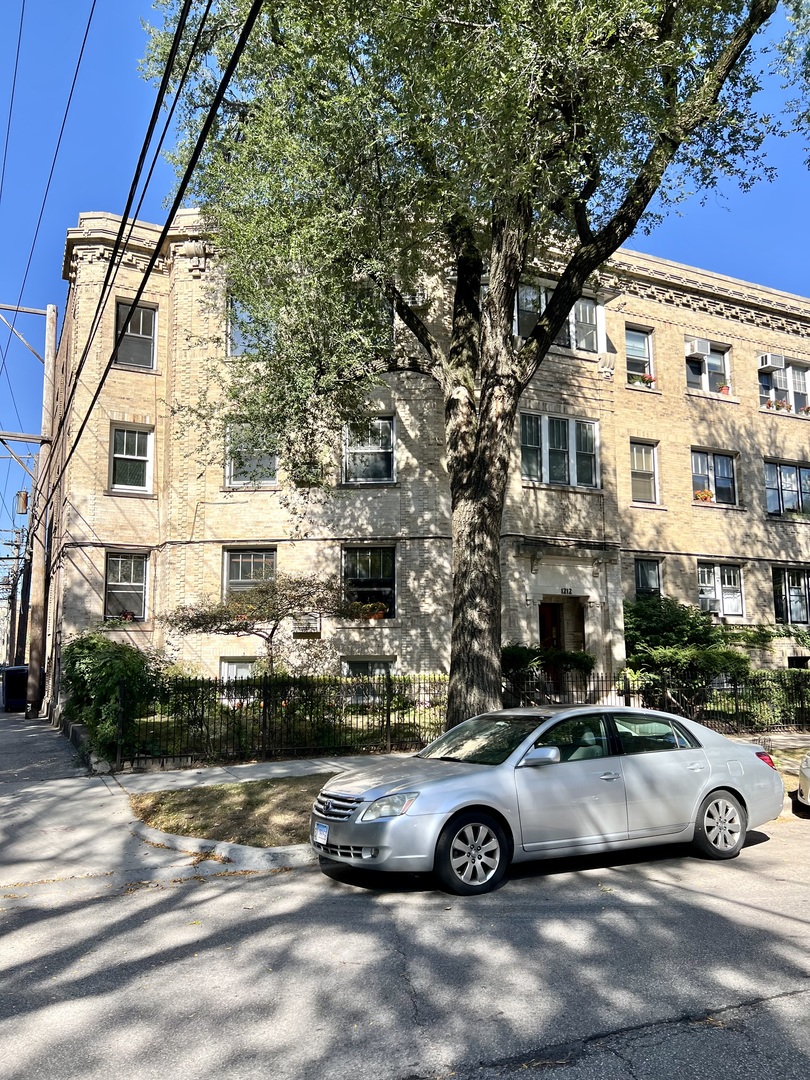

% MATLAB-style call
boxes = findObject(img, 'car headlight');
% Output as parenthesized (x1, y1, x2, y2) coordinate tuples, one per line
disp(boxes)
(360, 792, 419, 821)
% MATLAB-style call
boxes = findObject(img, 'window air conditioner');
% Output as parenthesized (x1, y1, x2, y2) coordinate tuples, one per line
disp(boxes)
(685, 338, 711, 360)
(758, 353, 786, 372)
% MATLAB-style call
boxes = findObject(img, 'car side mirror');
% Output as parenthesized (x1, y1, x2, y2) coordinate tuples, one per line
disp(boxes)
(518, 745, 561, 768)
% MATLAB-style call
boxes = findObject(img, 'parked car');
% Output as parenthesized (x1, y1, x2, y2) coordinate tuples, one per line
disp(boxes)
(798, 751, 810, 808)
(310, 706, 784, 894)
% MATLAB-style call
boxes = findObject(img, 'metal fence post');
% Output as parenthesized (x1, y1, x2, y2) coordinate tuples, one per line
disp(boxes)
(385, 670, 393, 753)
(116, 678, 125, 770)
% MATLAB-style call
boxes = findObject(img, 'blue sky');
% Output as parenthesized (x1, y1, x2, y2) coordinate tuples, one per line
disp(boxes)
(0, 1, 807, 559)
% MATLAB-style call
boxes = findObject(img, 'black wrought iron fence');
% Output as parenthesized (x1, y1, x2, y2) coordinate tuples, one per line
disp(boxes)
(504, 669, 810, 733)
(115, 673, 449, 768)
(110, 668, 810, 768)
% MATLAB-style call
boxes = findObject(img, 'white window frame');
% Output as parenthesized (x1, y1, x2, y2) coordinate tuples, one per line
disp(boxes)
(626, 327, 654, 385)
(343, 416, 396, 484)
(115, 301, 157, 370)
(685, 341, 729, 394)
(630, 441, 658, 504)
(698, 563, 743, 616)
(519, 412, 599, 488)
(109, 426, 153, 494)
(223, 548, 277, 596)
(104, 551, 149, 621)
(691, 449, 737, 505)
(760, 360, 810, 414)
(220, 657, 257, 680)
(225, 428, 277, 488)
(514, 282, 599, 352)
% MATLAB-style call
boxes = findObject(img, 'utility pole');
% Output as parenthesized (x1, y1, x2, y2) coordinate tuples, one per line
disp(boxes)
(25, 304, 57, 717)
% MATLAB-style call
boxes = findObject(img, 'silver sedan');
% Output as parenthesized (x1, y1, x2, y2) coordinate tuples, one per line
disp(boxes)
(310, 706, 785, 894)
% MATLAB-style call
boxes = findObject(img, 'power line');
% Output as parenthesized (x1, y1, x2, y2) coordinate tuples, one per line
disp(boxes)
(0, 0, 98, 435)
(0, 0, 25, 208)
(48, 0, 201, 454)
(49, 0, 266, 507)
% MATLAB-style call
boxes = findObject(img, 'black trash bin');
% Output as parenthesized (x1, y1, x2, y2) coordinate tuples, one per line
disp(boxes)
(1, 666, 28, 711)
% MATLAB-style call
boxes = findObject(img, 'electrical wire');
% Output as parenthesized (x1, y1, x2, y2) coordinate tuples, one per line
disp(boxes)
(49, 0, 211, 455)
(0, 0, 26, 209)
(0, 0, 98, 435)
(46, 0, 266, 515)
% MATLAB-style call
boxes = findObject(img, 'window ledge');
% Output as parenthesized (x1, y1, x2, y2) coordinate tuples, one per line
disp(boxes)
(625, 383, 661, 394)
(760, 406, 810, 419)
(692, 502, 746, 511)
(521, 481, 602, 494)
(340, 481, 399, 489)
(103, 490, 157, 500)
(112, 364, 161, 376)
(103, 621, 153, 631)
(685, 389, 739, 403)
(343, 618, 400, 626)
(766, 513, 810, 524)
(220, 485, 280, 493)
(630, 502, 667, 510)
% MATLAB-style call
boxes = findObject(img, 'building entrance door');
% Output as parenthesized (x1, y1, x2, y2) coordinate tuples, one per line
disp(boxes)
(538, 602, 563, 650)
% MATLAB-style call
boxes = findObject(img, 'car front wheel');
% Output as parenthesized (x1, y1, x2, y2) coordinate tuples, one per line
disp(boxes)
(693, 790, 747, 859)
(435, 812, 508, 895)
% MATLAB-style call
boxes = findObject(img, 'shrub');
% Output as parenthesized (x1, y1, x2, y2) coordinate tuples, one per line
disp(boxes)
(61, 631, 165, 760)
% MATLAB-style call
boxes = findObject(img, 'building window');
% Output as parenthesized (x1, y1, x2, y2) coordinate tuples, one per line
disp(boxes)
(110, 427, 152, 493)
(685, 340, 729, 394)
(519, 413, 598, 487)
(626, 328, 653, 385)
(630, 441, 657, 503)
(225, 428, 277, 487)
(773, 567, 810, 624)
(220, 658, 256, 680)
(515, 284, 598, 352)
(344, 417, 395, 483)
(765, 460, 810, 515)
(105, 552, 148, 620)
(759, 357, 810, 413)
(224, 549, 276, 595)
(634, 559, 661, 595)
(344, 546, 396, 618)
(115, 302, 156, 369)
(691, 450, 736, 505)
(698, 563, 743, 615)
(343, 658, 393, 677)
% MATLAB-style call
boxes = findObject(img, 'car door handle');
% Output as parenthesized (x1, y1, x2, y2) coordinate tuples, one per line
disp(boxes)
(686, 763, 706, 772)
(599, 772, 621, 781)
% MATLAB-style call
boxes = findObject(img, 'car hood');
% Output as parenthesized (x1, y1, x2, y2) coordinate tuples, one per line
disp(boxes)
(319, 756, 491, 800)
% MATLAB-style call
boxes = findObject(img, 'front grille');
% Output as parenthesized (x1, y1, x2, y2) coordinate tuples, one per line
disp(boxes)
(314, 842, 364, 859)
(313, 791, 364, 820)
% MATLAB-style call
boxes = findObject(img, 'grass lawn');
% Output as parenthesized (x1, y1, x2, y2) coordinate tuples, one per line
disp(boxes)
(130, 772, 340, 848)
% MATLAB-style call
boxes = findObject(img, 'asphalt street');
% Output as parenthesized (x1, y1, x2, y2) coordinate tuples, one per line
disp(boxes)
(1, 713, 808, 1080)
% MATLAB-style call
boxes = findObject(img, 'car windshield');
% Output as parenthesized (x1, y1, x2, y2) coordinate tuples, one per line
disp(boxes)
(417, 715, 541, 766)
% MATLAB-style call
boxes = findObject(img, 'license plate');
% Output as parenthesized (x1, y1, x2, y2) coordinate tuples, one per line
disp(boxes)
(314, 822, 329, 845)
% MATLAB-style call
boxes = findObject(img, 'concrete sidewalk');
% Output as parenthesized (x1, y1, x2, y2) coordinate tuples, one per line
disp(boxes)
(0, 712, 401, 883)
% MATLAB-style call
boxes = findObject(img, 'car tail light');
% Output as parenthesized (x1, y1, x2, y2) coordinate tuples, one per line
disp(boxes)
(756, 751, 777, 770)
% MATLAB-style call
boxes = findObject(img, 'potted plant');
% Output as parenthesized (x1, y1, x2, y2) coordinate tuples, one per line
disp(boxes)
(628, 373, 655, 387)
(717, 384, 730, 395)
(766, 398, 792, 412)
(693, 489, 714, 502)
(360, 602, 388, 620)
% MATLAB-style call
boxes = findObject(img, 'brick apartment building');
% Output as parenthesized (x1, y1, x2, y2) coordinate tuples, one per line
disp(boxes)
(39, 209, 810, 701)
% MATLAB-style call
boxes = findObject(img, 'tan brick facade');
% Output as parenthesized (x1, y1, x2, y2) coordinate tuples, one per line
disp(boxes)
(43, 212, 810, 691)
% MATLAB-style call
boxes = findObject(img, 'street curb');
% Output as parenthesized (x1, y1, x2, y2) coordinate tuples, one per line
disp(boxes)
(129, 820, 318, 871)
